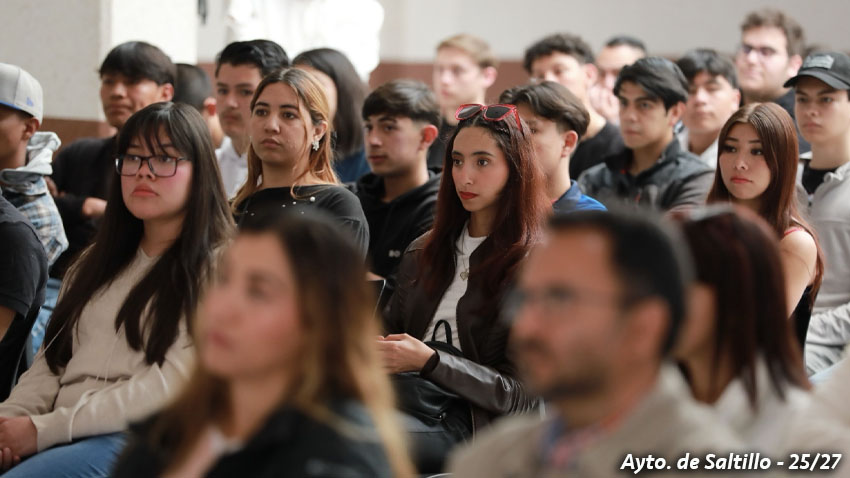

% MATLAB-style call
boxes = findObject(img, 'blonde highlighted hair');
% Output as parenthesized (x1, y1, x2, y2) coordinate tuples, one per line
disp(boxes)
(232, 67, 338, 212)
(148, 213, 414, 477)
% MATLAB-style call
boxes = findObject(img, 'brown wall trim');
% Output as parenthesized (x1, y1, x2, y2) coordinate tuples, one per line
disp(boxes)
(198, 60, 530, 103)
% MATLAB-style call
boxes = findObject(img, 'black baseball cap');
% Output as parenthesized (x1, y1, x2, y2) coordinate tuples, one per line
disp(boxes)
(785, 51, 850, 90)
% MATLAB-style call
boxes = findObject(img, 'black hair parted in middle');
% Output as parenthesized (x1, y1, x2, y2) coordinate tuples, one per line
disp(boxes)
(614, 57, 689, 110)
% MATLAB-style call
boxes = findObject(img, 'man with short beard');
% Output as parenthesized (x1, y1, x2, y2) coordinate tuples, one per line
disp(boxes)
(448, 211, 741, 477)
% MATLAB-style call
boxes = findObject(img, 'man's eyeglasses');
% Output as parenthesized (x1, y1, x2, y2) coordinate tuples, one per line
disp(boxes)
(455, 103, 523, 130)
(738, 44, 782, 59)
(115, 154, 187, 178)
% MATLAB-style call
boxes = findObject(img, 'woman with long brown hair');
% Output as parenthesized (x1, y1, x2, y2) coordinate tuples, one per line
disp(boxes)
(113, 212, 414, 478)
(674, 206, 811, 450)
(231, 67, 368, 255)
(707, 102, 823, 345)
(380, 104, 550, 472)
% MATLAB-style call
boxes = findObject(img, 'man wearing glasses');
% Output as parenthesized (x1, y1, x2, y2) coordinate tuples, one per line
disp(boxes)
(735, 8, 809, 153)
(449, 210, 741, 477)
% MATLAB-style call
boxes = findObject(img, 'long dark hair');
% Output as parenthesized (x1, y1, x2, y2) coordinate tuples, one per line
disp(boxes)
(43, 102, 233, 374)
(293, 48, 366, 157)
(708, 102, 823, 299)
(421, 112, 549, 302)
(149, 213, 414, 477)
(677, 206, 810, 408)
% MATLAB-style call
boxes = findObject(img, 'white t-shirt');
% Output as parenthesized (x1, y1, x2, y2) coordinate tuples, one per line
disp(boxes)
(423, 224, 487, 352)
(216, 136, 248, 199)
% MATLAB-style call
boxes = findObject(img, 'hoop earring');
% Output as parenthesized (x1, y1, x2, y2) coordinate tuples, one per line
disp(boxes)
(312, 139, 320, 151)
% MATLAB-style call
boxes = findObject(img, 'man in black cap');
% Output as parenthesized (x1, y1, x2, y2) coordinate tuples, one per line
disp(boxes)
(785, 52, 850, 374)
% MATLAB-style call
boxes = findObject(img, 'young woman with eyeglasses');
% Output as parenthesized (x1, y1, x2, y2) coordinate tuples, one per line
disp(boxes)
(707, 102, 823, 346)
(112, 213, 414, 478)
(0, 102, 233, 477)
(674, 206, 811, 450)
(231, 67, 369, 256)
(380, 103, 550, 472)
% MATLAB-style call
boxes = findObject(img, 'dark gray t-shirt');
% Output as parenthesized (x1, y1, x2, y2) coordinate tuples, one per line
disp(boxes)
(0, 194, 48, 400)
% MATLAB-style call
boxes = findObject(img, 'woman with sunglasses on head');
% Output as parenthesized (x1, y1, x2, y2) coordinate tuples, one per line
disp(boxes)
(293, 48, 371, 183)
(113, 213, 414, 478)
(674, 206, 812, 450)
(707, 103, 823, 346)
(380, 103, 549, 472)
(231, 68, 369, 255)
(0, 102, 233, 478)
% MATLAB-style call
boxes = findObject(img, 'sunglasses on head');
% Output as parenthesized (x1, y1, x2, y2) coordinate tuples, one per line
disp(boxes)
(455, 103, 523, 130)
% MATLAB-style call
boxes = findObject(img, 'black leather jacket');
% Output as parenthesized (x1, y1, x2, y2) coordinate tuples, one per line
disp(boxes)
(384, 234, 537, 434)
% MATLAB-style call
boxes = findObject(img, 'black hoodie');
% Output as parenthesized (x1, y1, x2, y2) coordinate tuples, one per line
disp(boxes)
(351, 169, 441, 295)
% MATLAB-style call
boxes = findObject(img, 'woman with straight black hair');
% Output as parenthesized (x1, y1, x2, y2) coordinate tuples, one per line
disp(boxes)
(0, 102, 233, 477)
(381, 103, 549, 472)
(293, 48, 370, 182)
(674, 206, 810, 450)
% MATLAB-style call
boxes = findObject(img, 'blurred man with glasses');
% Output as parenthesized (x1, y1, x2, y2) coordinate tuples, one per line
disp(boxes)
(735, 8, 809, 152)
(449, 210, 741, 477)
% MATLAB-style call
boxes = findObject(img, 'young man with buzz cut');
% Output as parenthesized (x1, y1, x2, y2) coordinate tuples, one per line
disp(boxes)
(523, 34, 625, 178)
(499, 81, 605, 214)
(352, 79, 441, 296)
(579, 57, 714, 211)
(676, 49, 742, 167)
(214, 40, 289, 198)
(428, 34, 498, 170)
(784, 52, 850, 374)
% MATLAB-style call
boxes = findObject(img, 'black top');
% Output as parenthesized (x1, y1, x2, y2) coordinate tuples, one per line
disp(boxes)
(802, 162, 837, 195)
(425, 120, 456, 171)
(50, 136, 117, 279)
(235, 185, 370, 257)
(351, 170, 440, 294)
(792, 286, 815, 350)
(0, 194, 47, 400)
(112, 400, 394, 478)
(772, 89, 811, 155)
(570, 121, 625, 179)
(578, 139, 715, 211)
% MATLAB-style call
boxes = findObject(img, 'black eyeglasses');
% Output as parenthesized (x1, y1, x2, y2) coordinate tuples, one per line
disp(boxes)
(455, 103, 523, 130)
(115, 154, 188, 178)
